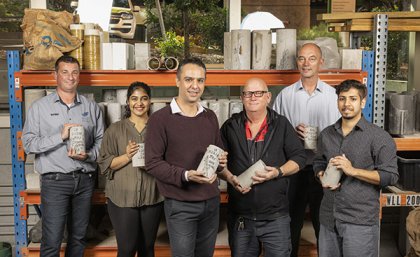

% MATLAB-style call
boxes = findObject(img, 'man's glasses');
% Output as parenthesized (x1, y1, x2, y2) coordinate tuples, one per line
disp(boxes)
(242, 91, 268, 98)
(296, 56, 318, 64)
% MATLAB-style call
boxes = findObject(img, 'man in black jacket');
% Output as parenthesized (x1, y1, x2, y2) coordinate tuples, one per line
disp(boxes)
(219, 78, 306, 257)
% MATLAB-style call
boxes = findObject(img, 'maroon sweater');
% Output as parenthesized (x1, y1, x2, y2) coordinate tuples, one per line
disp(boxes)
(145, 106, 223, 201)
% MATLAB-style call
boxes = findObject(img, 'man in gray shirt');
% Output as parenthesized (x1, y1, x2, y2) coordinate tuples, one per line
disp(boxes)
(22, 56, 104, 257)
(314, 79, 398, 257)
(273, 43, 340, 256)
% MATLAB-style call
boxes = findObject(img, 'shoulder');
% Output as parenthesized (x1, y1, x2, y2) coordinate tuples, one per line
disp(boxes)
(320, 81, 337, 95)
(365, 122, 394, 142)
(105, 120, 125, 134)
(278, 82, 297, 96)
(79, 94, 99, 107)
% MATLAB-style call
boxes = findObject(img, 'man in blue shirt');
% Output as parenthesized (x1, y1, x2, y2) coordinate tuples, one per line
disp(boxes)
(22, 56, 104, 257)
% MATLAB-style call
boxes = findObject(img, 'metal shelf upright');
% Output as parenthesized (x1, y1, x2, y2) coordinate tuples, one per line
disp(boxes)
(7, 50, 27, 257)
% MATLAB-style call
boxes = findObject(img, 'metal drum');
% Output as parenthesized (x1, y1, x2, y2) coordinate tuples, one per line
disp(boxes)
(388, 92, 416, 135)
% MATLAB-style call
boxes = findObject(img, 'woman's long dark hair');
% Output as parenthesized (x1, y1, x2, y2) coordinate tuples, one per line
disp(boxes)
(124, 81, 151, 118)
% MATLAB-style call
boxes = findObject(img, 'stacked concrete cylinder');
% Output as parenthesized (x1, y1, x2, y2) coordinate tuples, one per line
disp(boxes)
(231, 29, 251, 70)
(252, 30, 272, 70)
(276, 29, 297, 70)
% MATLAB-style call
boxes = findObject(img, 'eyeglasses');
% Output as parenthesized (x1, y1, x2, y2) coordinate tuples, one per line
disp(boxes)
(296, 56, 318, 64)
(242, 91, 268, 98)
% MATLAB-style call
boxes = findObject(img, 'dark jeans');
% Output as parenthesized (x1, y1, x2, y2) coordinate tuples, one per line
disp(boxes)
(107, 199, 163, 257)
(319, 222, 379, 257)
(164, 196, 220, 257)
(288, 165, 323, 257)
(40, 171, 95, 257)
(228, 214, 291, 257)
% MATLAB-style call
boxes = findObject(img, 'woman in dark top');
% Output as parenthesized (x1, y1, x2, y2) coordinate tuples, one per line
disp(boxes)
(98, 82, 164, 257)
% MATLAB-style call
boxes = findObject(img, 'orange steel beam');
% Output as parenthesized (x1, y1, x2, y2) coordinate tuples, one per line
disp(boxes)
(16, 131, 25, 161)
(394, 138, 420, 151)
(15, 69, 367, 88)
(23, 245, 231, 257)
(19, 190, 228, 220)
(19, 190, 106, 220)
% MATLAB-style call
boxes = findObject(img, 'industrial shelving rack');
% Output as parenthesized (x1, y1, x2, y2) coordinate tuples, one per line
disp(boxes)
(6, 15, 420, 254)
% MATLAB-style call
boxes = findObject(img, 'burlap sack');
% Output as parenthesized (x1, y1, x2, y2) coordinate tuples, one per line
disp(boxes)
(21, 8, 74, 48)
(407, 207, 420, 256)
(21, 9, 81, 70)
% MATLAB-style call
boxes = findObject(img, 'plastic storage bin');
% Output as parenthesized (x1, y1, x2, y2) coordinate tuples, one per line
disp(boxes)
(397, 152, 420, 191)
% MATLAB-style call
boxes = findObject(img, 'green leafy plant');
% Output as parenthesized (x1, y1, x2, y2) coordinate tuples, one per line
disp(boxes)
(154, 31, 185, 58)
(297, 23, 342, 46)
(144, 0, 225, 57)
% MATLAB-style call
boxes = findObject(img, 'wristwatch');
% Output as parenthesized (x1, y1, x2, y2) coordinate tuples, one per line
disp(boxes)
(277, 166, 284, 178)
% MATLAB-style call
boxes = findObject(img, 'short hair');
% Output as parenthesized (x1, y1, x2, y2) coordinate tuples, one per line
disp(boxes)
(54, 55, 80, 71)
(335, 79, 367, 99)
(299, 43, 323, 58)
(176, 57, 206, 79)
(124, 81, 151, 118)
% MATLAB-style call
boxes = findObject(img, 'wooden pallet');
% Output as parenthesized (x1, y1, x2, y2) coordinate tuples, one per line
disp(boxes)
(318, 11, 420, 32)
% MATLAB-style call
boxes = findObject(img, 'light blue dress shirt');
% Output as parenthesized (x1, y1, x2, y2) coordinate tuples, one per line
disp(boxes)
(22, 91, 104, 174)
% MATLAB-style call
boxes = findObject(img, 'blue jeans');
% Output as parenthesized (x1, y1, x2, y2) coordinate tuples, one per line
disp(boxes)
(228, 214, 291, 257)
(164, 197, 220, 257)
(319, 221, 379, 257)
(40, 171, 95, 257)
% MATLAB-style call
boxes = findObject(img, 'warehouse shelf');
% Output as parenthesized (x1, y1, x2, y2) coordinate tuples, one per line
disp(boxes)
(9, 47, 413, 257)
(18, 189, 229, 220)
(394, 137, 420, 151)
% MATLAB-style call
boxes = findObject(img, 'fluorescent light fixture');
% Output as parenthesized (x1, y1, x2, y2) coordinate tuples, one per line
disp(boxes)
(77, 0, 113, 31)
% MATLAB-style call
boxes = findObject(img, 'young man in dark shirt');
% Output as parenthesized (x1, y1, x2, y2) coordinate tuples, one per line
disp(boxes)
(145, 57, 226, 257)
(219, 78, 306, 257)
(314, 79, 399, 257)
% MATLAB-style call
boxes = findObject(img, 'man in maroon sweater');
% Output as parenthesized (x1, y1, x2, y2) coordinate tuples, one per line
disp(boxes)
(145, 57, 225, 257)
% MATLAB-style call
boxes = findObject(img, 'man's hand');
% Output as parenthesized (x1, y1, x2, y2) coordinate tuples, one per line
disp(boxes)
(125, 140, 139, 160)
(187, 170, 217, 184)
(295, 123, 306, 140)
(252, 166, 279, 185)
(61, 124, 80, 140)
(218, 151, 228, 169)
(227, 174, 251, 194)
(68, 148, 88, 161)
(318, 171, 341, 190)
(330, 155, 356, 177)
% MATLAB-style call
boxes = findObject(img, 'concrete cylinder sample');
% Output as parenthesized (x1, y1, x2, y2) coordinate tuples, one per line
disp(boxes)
(231, 29, 251, 70)
(276, 29, 297, 70)
(69, 126, 85, 154)
(224, 32, 232, 70)
(252, 30, 272, 70)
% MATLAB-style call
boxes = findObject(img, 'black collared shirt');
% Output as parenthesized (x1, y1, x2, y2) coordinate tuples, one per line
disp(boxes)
(313, 116, 398, 230)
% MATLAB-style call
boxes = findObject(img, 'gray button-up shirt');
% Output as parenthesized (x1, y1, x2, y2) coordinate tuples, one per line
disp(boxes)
(313, 117, 399, 230)
(22, 91, 104, 174)
(273, 79, 341, 163)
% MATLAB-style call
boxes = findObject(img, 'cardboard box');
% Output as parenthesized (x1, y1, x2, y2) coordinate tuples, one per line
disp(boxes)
(112, 43, 135, 70)
(331, 0, 355, 13)
(101, 43, 113, 70)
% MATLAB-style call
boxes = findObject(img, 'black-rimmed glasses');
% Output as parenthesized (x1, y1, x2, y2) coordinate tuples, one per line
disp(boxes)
(242, 91, 268, 98)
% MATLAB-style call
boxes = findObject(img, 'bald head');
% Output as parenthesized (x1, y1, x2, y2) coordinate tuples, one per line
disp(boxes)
(298, 43, 322, 57)
(244, 78, 268, 92)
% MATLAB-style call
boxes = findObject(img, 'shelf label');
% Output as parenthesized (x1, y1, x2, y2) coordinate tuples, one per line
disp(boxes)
(406, 195, 420, 206)
(386, 195, 401, 206)
(15, 77, 20, 89)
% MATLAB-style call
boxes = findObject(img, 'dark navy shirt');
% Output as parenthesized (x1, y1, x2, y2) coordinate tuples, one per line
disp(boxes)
(313, 116, 398, 230)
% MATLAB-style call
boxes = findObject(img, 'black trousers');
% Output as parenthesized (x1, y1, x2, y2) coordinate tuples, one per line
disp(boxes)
(107, 199, 163, 257)
(288, 165, 323, 257)
(164, 197, 220, 257)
